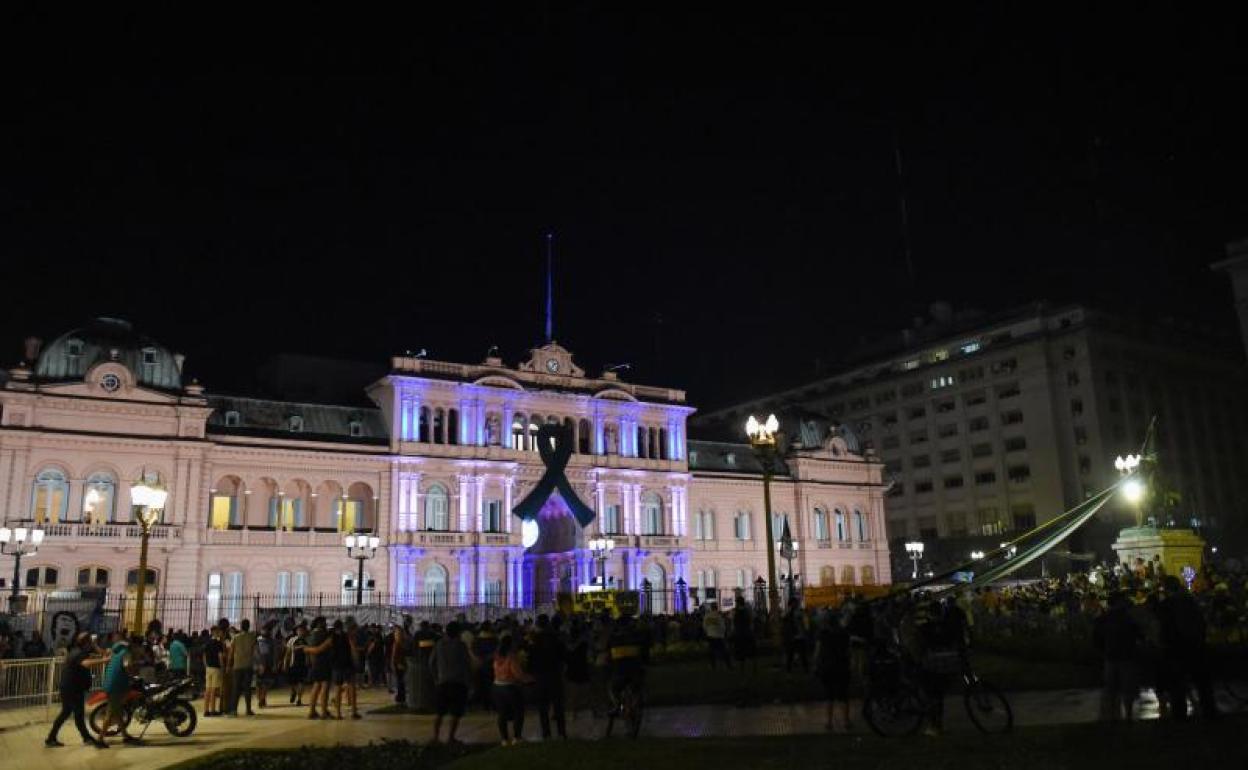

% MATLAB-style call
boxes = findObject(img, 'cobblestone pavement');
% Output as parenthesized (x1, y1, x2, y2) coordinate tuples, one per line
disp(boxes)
(0, 685, 1241, 770)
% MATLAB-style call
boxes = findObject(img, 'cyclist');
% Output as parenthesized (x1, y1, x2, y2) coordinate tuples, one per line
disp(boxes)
(902, 594, 968, 736)
(606, 611, 650, 716)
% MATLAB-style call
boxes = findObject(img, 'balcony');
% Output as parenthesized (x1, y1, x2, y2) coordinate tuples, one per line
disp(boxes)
(40, 522, 183, 544)
(202, 528, 353, 547)
(637, 534, 682, 549)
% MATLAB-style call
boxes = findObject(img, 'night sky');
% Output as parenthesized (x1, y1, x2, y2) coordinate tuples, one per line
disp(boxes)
(3, 5, 1246, 410)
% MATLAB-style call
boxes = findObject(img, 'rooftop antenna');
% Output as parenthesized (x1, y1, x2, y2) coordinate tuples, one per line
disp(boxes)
(544, 232, 555, 343)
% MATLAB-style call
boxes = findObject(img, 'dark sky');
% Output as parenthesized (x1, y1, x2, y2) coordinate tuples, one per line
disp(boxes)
(3, 4, 1246, 409)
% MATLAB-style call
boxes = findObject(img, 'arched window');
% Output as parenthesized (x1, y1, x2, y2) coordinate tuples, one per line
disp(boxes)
(424, 484, 450, 531)
(31, 469, 69, 525)
(424, 563, 448, 606)
(814, 508, 829, 541)
(418, 406, 431, 443)
(578, 419, 591, 454)
(695, 569, 717, 601)
(82, 472, 117, 525)
(861, 565, 876, 585)
(694, 510, 714, 540)
(840, 565, 856, 585)
(125, 567, 159, 589)
(820, 566, 836, 586)
(853, 508, 869, 541)
(210, 477, 242, 529)
(733, 511, 751, 541)
(659, 428, 669, 460)
(834, 508, 847, 542)
(641, 492, 663, 535)
(511, 413, 526, 450)
(433, 408, 446, 445)
(447, 408, 459, 445)
(24, 566, 60, 588)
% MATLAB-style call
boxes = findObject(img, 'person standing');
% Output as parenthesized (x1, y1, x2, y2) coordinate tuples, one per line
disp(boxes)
(702, 604, 731, 670)
(305, 617, 333, 719)
(529, 614, 568, 740)
(226, 619, 257, 716)
(1157, 575, 1218, 720)
(389, 621, 410, 705)
(255, 623, 276, 708)
(202, 627, 225, 716)
(285, 623, 309, 706)
(45, 632, 108, 748)
(168, 632, 188, 681)
(98, 635, 140, 747)
(1093, 591, 1142, 722)
(813, 610, 852, 733)
(492, 634, 532, 745)
(429, 621, 471, 745)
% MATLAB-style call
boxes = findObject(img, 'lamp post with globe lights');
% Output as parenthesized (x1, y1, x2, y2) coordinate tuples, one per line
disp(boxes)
(588, 536, 615, 588)
(344, 533, 381, 606)
(745, 413, 782, 627)
(904, 541, 924, 580)
(0, 525, 44, 613)
(129, 474, 169, 634)
(1115, 454, 1146, 524)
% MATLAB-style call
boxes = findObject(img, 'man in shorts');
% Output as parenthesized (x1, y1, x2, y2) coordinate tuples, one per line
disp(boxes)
(203, 627, 225, 716)
(429, 621, 471, 744)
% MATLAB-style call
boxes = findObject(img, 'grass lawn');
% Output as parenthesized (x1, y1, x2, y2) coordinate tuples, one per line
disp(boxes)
(441, 719, 1248, 770)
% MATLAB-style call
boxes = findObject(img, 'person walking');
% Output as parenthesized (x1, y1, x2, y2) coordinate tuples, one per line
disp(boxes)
(492, 634, 532, 745)
(702, 604, 731, 670)
(329, 619, 360, 720)
(472, 621, 499, 711)
(389, 621, 410, 705)
(45, 632, 108, 749)
(429, 621, 471, 745)
(529, 614, 568, 740)
(226, 619, 257, 716)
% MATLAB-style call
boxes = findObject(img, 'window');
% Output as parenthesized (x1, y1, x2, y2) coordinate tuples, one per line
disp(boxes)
(909, 430, 928, 445)
(917, 517, 938, 541)
(901, 382, 924, 398)
(1067, 371, 1080, 387)
(834, 509, 847, 542)
(998, 436, 1025, 452)
(337, 496, 364, 532)
(882, 435, 900, 450)
(424, 564, 448, 606)
(771, 513, 788, 539)
(694, 510, 715, 540)
(483, 580, 504, 605)
(930, 375, 955, 389)
(990, 358, 1017, 375)
(276, 571, 291, 607)
(971, 442, 993, 458)
(24, 566, 59, 588)
(914, 479, 934, 494)
(31, 469, 69, 526)
(937, 423, 958, 439)
(271, 496, 303, 530)
(77, 567, 109, 587)
(907, 406, 927, 421)
(724, 453, 737, 468)
(67, 338, 84, 357)
(485, 500, 503, 533)
(82, 472, 116, 525)
(1074, 426, 1088, 445)
(206, 573, 221, 624)
(874, 390, 896, 405)
(882, 412, 899, 429)
(941, 448, 961, 464)
(1007, 465, 1031, 483)
(901, 359, 920, 371)
(853, 509, 868, 541)
(210, 490, 238, 530)
(688, 451, 699, 464)
(125, 567, 157, 588)
(349, 420, 364, 437)
(1078, 456, 1091, 474)
(641, 493, 664, 535)
(931, 349, 950, 363)
(944, 475, 964, 489)
(1011, 504, 1036, 532)
(603, 504, 621, 534)
(288, 415, 304, 432)
(969, 416, 990, 433)
(911, 454, 931, 469)
(424, 484, 450, 530)
(963, 390, 987, 407)
(861, 565, 877, 585)
(978, 508, 1004, 535)
(814, 508, 829, 541)
(960, 366, 985, 383)
(934, 399, 956, 414)
(293, 571, 309, 603)
(1001, 410, 1024, 425)
(736, 569, 749, 589)
(141, 348, 158, 366)
(974, 470, 997, 485)
(733, 512, 751, 540)
(996, 383, 1020, 399)
(1070, 399, 1083, 417)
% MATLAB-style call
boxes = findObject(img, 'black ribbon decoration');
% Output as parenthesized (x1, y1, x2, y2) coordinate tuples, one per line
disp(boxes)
(512, 423, 597, 528)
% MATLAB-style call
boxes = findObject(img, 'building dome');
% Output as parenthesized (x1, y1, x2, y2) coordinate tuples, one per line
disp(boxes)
(34, 317, 184, 391)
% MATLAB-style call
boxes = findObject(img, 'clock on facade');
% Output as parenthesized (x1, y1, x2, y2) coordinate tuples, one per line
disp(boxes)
(545, 358, 560, 373)
(100, 373, 122, 392)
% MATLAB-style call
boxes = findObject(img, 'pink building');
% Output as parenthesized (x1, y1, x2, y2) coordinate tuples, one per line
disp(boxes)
(0, 318, 891, 623)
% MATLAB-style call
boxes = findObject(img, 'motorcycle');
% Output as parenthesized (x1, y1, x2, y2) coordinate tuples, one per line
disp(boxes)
(88, 676, 198, 739)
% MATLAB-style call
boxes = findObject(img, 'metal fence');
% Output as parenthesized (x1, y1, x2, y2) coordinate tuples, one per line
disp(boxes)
(0, 655, 106, 729)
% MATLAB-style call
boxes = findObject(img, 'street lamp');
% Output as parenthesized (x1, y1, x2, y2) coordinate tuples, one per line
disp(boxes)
(0, 526, 45, 612)
(745, 413, 783, 629)
(588, 536, 616, 587)
(344, 532, 381, 606)
(129, 474, 169, 635)
(904, 541, 924, 579)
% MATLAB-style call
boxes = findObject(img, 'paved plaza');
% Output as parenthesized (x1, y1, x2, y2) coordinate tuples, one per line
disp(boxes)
(1, 684, 1241, 770)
